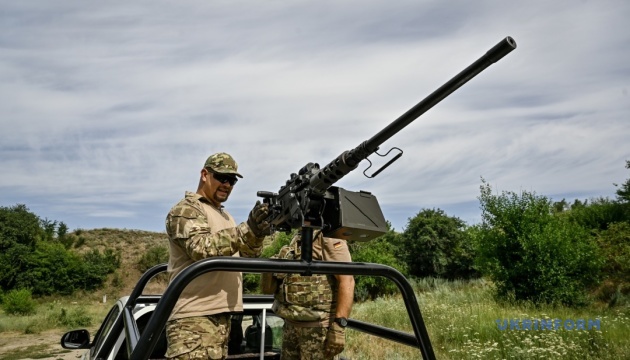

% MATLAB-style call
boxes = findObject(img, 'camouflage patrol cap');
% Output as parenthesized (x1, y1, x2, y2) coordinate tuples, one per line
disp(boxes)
(204, 152, 243, 178)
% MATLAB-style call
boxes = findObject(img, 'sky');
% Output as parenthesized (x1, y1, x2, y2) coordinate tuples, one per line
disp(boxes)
(1, 0, 629, 234)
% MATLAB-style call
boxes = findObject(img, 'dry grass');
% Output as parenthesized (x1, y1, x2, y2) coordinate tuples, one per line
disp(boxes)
(343, 278, 630, 359)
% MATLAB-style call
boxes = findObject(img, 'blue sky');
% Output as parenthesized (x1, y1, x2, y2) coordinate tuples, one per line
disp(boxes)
(1, 1, 628, 233)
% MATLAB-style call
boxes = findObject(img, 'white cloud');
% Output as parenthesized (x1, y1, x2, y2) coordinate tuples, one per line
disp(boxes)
(1, 0, 629, 232)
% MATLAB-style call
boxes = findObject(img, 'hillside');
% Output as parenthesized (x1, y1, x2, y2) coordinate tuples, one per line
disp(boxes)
(70, 228, 170, 299)
(67, 228, 277, 301)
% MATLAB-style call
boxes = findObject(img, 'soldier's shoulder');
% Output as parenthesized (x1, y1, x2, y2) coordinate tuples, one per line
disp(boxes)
(168, 192, 204, 217)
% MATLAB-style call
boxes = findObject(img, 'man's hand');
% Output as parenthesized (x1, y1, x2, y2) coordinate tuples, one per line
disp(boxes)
(247, 200, 271, 238)
(324, 322, 345, 357)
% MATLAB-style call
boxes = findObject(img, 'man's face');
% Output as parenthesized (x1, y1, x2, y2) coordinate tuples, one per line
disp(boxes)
(200, 168, 238, 206)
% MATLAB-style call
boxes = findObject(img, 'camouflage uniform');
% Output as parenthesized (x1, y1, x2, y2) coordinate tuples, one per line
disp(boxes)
(165, 153, 265, 360)
(263, 232, 351, 360)
(165, 314, 231, 360)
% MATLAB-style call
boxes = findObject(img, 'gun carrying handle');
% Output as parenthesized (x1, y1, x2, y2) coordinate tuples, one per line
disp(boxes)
(363, 147, 403, 178)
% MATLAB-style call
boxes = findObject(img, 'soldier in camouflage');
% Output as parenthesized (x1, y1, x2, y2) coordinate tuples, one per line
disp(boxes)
(165, 152, 271, 360)
(261, 231, 355, 360)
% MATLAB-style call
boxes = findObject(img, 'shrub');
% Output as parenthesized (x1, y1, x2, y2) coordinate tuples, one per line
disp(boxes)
(566, 197, 629, 231)
(401, 208, 478, 280)
(350, 229, 408, 301)
(111, 271, 124, 289)
(593, 222, 630, 306)
(2, 288, 37, 316)
(243, 273, 261, 294)
(49, 306, 92, 328)
(73, 235, 86, 248)
(261, 231, 294, 258)
(137, 245, 169, 273)
(475, 180, 603, 306)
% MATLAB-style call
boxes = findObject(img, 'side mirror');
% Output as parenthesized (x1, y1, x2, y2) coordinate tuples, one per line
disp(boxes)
(60, 329, 91, 349)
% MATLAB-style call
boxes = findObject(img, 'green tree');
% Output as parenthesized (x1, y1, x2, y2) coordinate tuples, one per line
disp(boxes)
(0, 204, 41, 250)
(594, 221, 630, 305)
(565, 197, 628, 231)
(400, 208, 478, 280)
(40, 218, 57, 242)
(475, 180, 602, 306)
(0, 204, 120, 296)
(615, 160, 630, 202)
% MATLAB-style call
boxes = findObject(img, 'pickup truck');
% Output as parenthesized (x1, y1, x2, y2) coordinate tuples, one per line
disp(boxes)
(61, 259, 435, 360)
(61, 293, 284, 360)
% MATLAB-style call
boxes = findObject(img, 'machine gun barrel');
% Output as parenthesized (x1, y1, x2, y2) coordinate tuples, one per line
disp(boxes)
(309, 36, 516, 195)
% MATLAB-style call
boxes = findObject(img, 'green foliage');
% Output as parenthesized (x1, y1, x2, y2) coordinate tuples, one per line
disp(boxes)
(565, 197, 629, 231)
(261, 231, 295, 258)
(0, 204, 41, 250)
(81, 248, 121, 291)
(137, 245, 169, 273)
(597, 222, 630, 281)
(8, 243, 120, 296)
(16, 241, 84, 296)
(615, 160, 630, 202)
(40, 218, 57, 242)
(2, 288, 37, 316)
(73, 235, 86, 248)
(0, 205, 121, 296)
(401, 208, 478, 280)
(111, 271, 124, 289)
(0, 243, 33, 290)
(48, 306, 92, 328)
(475, 180, 603, 306)
(350, 228, 408, 301)
(594, 222, 630, 306)
(243, 273, 261, 294)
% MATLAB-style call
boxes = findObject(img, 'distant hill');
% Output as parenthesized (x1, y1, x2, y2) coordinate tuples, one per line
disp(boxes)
(70, 228, 169, 298)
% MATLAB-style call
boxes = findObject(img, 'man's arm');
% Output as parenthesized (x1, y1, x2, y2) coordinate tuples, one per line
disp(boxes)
(325, 242, 355, 358)
(333, 274, 355, 318)
(166, 203, 265, 260)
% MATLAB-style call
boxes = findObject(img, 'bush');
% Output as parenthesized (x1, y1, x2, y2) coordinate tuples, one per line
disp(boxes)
(49, 306, 92, 328)
(137, 245, 169, 273)
(243, 273, 261, 294)
(594, 222, 630, 306)
(475, 181, 603, 306)
(350, 229, 408, 301)
(261, 231, 294, 258)
(401, 208, 478, 280)
(566, 197, 629, 231)
(73, 235, 86, 248)
(2, 288, 37, 316)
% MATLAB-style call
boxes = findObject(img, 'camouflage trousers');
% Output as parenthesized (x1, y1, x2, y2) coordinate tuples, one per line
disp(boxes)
(165, 314, 231, 360)
(281, 323, 337, 360)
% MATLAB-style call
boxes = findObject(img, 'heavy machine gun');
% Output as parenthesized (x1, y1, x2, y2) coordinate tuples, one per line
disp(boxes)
(126, 37, 516, 360)
(258, 36, 517, 261)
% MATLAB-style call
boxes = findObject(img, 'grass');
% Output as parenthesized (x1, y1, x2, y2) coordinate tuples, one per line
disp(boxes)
(2, 229, 628, 358)
(0, 344, 71, 360)
(343, 278, 630, 359)
(0, 297, 111, 334)
(1, 278, 629, 358)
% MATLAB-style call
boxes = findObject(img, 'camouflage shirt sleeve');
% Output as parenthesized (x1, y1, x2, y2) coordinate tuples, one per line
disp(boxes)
(165, 197, 263, 261)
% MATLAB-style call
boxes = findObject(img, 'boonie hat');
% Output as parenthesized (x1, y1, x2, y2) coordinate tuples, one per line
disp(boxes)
(204, 152, 243, 178)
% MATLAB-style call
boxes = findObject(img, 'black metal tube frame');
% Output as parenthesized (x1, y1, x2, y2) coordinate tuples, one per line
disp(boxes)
(115, 258, 436, 360)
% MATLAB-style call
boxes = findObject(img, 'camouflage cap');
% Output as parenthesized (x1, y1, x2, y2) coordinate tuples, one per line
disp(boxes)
(204, 152, 243, 178)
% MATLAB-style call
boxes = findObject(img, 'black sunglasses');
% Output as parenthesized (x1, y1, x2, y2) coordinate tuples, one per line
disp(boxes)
(211, 172, 238, 186)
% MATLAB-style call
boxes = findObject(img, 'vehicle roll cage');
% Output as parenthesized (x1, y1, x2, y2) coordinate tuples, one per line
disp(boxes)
(98, 258, 436, 360)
